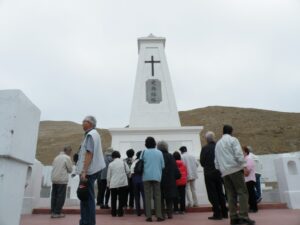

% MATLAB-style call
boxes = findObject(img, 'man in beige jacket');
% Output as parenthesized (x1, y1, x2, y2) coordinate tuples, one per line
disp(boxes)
(51, 146, 73, 218)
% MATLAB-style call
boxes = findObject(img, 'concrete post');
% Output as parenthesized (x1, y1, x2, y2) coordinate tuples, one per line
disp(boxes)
(0, 90, 40, 225)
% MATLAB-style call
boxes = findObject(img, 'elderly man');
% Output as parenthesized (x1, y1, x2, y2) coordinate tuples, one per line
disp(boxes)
(142, 137, 165, 222)
(214, 125, 255, 225)
(200, 131, 227, 220)
(179, 146, 199, 207)
(51, 145, 73, 218)
(75, 116, 106, 225)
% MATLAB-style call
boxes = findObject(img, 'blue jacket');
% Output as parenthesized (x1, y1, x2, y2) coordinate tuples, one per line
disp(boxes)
(142, 148, 165, 182)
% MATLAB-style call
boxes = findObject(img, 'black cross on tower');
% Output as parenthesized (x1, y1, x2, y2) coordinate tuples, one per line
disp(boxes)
(145, 55, 160, 76)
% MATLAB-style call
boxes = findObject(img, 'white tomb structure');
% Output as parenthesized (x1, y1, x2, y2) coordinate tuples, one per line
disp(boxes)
(0, 90, 40, 225)
(109, 34, 207, 203)
(110, 34, 203, 157)
(22, 159, 43, 214)
(274, 156, 300, 209)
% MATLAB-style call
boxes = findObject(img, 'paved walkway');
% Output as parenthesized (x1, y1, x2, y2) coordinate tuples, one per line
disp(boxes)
(21, 209, 300, 225)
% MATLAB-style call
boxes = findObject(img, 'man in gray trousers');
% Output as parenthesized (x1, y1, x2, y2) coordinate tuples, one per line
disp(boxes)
(215, 125, 255, 225)
(51, 146, 73, 218)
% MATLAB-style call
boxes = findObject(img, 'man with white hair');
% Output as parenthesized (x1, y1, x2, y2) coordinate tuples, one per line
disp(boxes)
(200, 131, 227, 220)
(75, 116, 106, 225)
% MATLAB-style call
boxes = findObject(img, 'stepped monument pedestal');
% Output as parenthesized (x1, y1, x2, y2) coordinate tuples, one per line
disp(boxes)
(109, 34, 208, 203)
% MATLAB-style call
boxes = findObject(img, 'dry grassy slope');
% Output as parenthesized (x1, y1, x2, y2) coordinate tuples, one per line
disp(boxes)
(179, 106, 300, 155)
(36, 106, 300, 165)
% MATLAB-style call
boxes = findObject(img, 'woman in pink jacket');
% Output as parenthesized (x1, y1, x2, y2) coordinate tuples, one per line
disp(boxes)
(173, 151, 187, 214)
(243, 146, 258, 213)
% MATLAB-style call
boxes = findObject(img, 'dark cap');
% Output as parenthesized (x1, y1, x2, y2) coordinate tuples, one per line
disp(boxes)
(77, 180, 89, 201)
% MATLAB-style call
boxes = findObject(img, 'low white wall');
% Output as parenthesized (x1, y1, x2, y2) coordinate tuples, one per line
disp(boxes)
(22, 160, 43, 214)
(22, 151, 300, 213)
(260, 151, 300, 183)
(275, 156, 300, 209)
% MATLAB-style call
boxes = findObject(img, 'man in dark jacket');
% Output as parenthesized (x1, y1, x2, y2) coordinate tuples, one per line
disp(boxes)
(200, 131, 228, 220)
(97, 147, 113, 209)
(124, 148, 135, 209)
(157, 141, 180, 219)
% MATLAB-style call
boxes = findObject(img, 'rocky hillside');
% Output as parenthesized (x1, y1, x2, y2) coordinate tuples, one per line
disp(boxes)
(36, 106, 300, 165)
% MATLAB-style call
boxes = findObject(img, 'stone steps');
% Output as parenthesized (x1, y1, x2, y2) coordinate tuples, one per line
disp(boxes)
(33, 202, 287, 214)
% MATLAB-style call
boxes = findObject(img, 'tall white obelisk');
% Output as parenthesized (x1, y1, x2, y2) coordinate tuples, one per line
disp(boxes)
(129, 34, 180, 128)
(109, 35, 207, 203)
(110, 34, 203, 157)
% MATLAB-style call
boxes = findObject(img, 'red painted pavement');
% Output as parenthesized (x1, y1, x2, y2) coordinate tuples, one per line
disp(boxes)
(32, 203, 288, 214)
(21, 209, 300, 225)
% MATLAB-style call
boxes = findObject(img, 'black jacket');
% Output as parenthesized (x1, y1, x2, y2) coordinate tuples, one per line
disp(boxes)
(161, 151, 181, 199)
(200, 142, 221, 176)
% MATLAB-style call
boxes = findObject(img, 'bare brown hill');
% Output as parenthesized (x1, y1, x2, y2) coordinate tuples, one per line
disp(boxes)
(36, 106, 300, 165)
(179, 106, 300, 154)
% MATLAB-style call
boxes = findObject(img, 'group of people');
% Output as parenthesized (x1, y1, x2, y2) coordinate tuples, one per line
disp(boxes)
(50, 115, 262, 225)
(100, 137, 198, 221)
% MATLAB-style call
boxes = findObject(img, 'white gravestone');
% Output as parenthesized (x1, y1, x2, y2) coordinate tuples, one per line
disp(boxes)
(22, 159, 43, 214)
(110, 35, 207, 203)
(0, 90, 40, 225)
(274, 156, 300, 209)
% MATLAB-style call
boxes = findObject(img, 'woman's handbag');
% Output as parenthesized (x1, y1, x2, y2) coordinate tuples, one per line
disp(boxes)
(123, 161, 130, 178)
(134, 150, 145, 175)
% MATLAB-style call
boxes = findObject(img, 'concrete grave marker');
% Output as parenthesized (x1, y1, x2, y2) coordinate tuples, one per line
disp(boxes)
(275, 156, 300, 209)
(0, 90, 40, 225)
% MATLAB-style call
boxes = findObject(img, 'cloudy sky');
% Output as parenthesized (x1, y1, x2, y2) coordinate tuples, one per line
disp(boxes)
(1, 0, 299, 128)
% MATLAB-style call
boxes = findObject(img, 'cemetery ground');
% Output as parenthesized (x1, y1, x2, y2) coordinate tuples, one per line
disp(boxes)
(21, 208, 300, 225)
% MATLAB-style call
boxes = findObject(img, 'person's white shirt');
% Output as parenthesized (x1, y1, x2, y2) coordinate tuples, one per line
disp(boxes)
(215, 134, 246, 177)
(107, 158, 130, 189)
(51, 152, 73, 184)
(181, 152, 199, 180)
(249, 152, 263, 175)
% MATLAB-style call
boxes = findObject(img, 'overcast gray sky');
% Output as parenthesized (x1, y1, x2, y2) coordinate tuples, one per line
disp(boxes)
(1, 0, 299, 128)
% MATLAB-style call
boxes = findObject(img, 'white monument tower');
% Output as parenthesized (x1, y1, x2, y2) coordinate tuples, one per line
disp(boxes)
(129, 34, 180, 127)
(110, 34, 208, 203)
(110, 34, 203, 157)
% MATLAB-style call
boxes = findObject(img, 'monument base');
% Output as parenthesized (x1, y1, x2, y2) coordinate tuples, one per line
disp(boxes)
(109, 126, 209, 204)
(109, 126, 203, 157)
